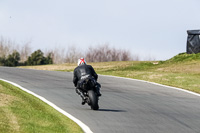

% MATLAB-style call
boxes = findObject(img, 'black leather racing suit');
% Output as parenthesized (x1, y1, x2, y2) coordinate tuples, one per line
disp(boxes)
(73, 64, 98, 88)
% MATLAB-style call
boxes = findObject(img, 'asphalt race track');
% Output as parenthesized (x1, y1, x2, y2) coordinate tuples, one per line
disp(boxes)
(1, 67, 200, 133)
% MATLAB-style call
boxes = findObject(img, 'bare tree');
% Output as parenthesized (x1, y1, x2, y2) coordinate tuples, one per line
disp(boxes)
(19, 42, 32, 62)
(50, 47, 66, 64)
(0, 36, 14, 57)
(0, 36, 140, 64)
(132, 54, 140, 61)
(120, 50, 129, 61)
(0, 36, 34, 64)
(110, 47, 118, 61)
(85, 46, 94, 62)
(85, 44, 133, 62)
(65, 45, 83, 63)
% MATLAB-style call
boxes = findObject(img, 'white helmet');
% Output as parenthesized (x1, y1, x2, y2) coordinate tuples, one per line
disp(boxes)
(78, 58, 87, 66)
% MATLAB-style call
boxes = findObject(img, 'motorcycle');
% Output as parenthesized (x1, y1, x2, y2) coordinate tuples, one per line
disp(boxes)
(76, 77, 100, 110)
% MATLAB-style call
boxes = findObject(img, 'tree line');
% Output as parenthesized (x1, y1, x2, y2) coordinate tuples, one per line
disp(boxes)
(0, 36, 136, 67)
(0, 49, 53, 67)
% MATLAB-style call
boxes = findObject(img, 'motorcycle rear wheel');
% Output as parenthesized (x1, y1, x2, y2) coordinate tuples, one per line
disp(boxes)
(88, 90, 99, 110)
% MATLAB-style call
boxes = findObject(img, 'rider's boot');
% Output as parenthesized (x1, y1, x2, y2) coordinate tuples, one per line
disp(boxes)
(76, 88, 86, 105)
(81, 99, 86, 105)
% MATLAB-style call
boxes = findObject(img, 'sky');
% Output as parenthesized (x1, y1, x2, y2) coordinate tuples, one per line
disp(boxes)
(0, 0, 200, 60)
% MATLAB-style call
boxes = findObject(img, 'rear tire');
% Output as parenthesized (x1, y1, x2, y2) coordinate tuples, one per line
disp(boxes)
(88, 90, 99, 110)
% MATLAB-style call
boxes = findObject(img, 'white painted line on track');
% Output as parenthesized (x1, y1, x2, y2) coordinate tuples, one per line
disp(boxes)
(0, 78, 93, 133)
(100, 75, 200, 97)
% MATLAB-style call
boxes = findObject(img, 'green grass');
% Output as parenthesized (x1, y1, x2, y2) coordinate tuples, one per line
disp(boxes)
(165, 52, 200, 63)
(95, 53, 200, 93)
(0, 81, 83, 133)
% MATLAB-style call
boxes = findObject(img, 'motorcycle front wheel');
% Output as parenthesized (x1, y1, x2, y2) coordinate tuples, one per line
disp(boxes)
(88, 90, 99, 110)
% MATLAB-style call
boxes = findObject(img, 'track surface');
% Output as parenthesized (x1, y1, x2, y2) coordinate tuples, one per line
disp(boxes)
(1, 67, 200, 133)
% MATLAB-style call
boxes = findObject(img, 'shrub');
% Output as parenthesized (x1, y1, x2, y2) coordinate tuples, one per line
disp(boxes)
(5, 51, 21, 66)
(26, 49, 53, 65)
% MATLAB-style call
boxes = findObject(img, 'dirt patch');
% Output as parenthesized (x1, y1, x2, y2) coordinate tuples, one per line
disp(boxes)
(19, 63, 76, 71)
(2, 108, 20, 132)
(148, 74, 163, 79)
(0, 93, 16, 107)
(0, 92, 20, 131)
(156, 63, 200, 74)
(175, 76, 184, 79)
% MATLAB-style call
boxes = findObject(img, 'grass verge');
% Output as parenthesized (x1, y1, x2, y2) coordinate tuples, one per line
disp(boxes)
(0, 80, 83, 133)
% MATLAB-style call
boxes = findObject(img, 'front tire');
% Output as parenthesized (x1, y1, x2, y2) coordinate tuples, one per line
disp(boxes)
(88, 90, 99, 110)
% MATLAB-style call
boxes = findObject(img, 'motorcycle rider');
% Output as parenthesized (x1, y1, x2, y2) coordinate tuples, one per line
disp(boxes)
(73, 58, 101, 105)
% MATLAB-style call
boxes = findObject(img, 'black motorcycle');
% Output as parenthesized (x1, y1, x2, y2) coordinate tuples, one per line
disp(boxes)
(76, 77, 100, 110)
